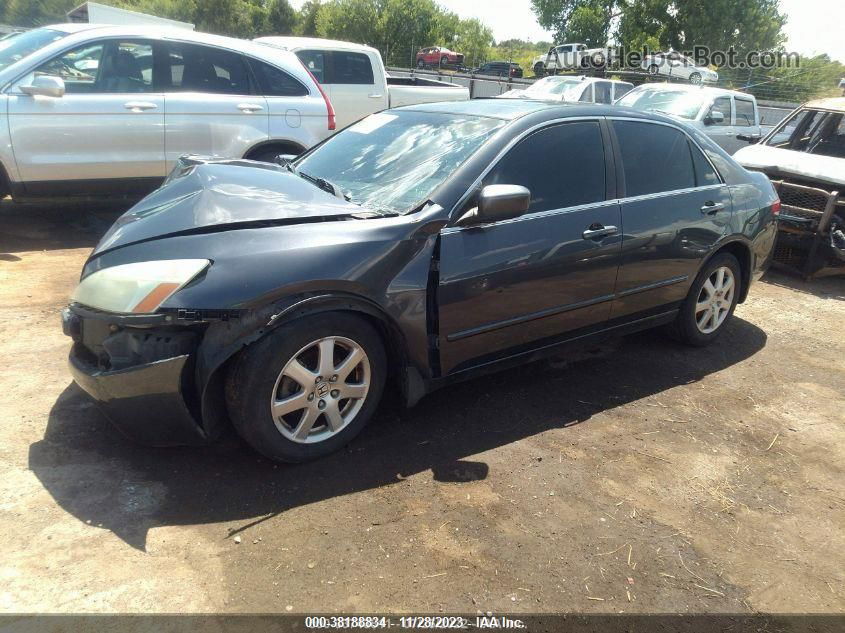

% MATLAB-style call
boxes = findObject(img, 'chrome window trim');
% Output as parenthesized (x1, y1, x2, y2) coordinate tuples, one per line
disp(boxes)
(447, 114, 726, 230)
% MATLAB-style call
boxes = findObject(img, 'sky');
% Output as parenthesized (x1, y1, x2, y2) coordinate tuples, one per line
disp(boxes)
(288, 0, 845, 63)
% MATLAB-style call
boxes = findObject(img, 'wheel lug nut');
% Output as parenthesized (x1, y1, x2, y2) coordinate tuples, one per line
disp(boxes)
(318, 400, 326, 409)
(307, 393, 314, 401)
(331, 389, 339, 398)
(316, 376, 322, 383)
(330, 375, 338, 382)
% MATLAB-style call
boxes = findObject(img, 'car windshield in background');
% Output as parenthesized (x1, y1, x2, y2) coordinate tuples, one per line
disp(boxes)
(617, 88, 704, 119)
(526, 77, 581, 97)
(765, 108, 845, 158)
(294, 111, 504, 215)
(0, 28, 67, 72)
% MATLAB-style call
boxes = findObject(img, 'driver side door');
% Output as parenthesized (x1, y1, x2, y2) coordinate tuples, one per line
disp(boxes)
(7, 38, 164, 196)
(437, 120, 622, 375)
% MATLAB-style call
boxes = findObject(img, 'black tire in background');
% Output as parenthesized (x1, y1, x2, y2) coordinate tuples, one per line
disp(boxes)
(668, 252, 742, 347)
(226, 312, 387, 463)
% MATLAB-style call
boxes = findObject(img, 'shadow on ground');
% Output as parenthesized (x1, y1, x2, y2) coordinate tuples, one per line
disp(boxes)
(30, 319, 766, 550)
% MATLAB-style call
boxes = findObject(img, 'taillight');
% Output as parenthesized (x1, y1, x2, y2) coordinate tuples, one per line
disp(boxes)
(300, 60, 335, 131)
(772, 198, 781, 216)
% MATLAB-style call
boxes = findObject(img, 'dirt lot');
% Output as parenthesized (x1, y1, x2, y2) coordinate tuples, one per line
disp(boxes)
(0, 200, 843, 615)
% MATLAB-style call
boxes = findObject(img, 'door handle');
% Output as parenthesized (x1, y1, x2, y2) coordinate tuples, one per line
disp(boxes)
(582, 224, 618, 240)
(701, 201, 725, 214)
(368, 94, 383, 99)
(237, 103, 264, 112)
(124, 101, 157, 111)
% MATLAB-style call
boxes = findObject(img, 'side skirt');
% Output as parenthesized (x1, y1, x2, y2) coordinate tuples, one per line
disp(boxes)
(424, 308, 679, 395)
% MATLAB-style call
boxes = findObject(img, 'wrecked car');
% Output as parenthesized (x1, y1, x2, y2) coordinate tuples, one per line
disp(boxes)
(62, 100, 779, 463)
(734, 97, 845, 278)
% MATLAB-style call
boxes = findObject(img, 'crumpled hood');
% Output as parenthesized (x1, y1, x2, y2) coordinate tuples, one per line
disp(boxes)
(93, 162, 362, 256)
(734, 144, 845, 188)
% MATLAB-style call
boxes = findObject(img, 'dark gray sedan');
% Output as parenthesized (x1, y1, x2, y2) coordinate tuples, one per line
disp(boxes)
(62, 100, 779, 462)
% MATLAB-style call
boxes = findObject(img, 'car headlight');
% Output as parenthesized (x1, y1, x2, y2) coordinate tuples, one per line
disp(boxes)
(72, 259, 210, 314)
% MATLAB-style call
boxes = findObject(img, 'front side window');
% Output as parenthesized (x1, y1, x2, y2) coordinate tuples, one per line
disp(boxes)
(735, 99, 755, 127)
(165, 43, 251, 94)
(296, 49, 326, 83)
(0, 28, 68, 72)
(249, 58, 307, 96)
(613, 120, 696, 197)
(578, 83, 594, 102)
(484, 121, 606, 214)
(707, 97, 731, 126)
(33, 40, 152, 93)
(294, 111, 503, 215)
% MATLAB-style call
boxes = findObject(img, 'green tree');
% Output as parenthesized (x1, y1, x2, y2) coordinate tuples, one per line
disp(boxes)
(295, 0, 322, 36)
(265, 0, 297, 34)
(3, 0, 78, 26)
(453, 18, 493, 68)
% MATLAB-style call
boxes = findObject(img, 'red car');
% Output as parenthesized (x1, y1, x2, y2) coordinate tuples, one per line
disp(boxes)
(416, 46, 464, 68)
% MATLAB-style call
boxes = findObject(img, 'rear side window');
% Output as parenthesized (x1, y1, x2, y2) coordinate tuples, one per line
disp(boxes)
(689, 141, 721, 186)
(594, 81, 612, 104)
(613, 82, 633, 100)
(166, 43, 251, 94)
(613, 121, 695, 197)
(735, 99, 755, 127)
(331, 51, 374, 84)
(249, 58, 308, 96)
(485, 121, 606, 214)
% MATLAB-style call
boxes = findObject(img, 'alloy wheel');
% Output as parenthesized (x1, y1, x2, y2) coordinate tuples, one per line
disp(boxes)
(695, 266, 735, 334)
(270, 336, 370, 444)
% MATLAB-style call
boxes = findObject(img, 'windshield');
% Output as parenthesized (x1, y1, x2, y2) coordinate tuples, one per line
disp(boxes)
(616, 88, 705, 119)
(0, 28, 67, 72)
(764, 108, 845, 158)
(294, 111, 505, 215)
(526, 77, 581, 96)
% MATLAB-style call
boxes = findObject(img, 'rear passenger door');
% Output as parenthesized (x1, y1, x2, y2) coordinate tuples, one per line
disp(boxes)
(609, 120, 733, 321)
(161, 41, 269, 167)
(437, 120, 622, 375)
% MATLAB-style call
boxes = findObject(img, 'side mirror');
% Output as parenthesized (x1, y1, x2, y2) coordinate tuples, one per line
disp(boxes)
(704, 109, 725, 125)
(736, 133, 761, 144)
(273, 153, 298, 166)
(20, 75, 65, 98)
(457, 184, 530, 226)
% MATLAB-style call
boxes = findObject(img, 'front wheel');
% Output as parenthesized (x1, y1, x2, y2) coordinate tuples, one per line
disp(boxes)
(417, 59, 425, 69)
(689, 72, 702, 85)
(668, 253, 741, 346)
(648, 63, 659, 75)
(226, 312, 387, 462)
(533, 62, 545, 77)
(440, 56, 449, 66)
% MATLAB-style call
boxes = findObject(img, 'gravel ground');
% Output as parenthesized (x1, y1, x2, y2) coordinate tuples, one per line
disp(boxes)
(0, 200, 843, 614)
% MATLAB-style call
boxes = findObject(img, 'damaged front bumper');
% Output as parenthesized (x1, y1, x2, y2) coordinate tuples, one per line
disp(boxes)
(62, 304, 211, 446)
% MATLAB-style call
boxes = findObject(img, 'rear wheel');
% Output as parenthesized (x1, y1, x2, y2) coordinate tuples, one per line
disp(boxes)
(440, 55, 449, 66)
(417, 59, 425, 69)
(247, 144, 302, 164)
(668, 253, 741, 346)
(533, 62, 545, 77)
(226, 313, 387, 462)
(648, 63, 659, 75)
(689, 72, 702, 85)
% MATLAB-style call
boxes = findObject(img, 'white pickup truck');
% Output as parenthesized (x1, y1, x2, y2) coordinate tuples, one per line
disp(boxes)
(256, 37, 469, 130)
(531, 43, 614, 76)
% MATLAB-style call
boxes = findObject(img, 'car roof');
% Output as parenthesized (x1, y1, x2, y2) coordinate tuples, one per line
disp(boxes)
(396, 98, 668, 123)
(627, 82, 754, 99)
(255, 36, 379, 55)
(803, 96, 845, 112)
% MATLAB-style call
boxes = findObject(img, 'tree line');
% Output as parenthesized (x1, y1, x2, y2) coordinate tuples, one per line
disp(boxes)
(2, 0, 842, 100)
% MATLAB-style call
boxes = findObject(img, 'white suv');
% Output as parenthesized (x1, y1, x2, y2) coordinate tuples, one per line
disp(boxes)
(0, 24, 335, 200)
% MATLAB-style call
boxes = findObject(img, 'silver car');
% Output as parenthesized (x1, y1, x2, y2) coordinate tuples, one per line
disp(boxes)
(0, 24, 334, 200)
(616, 83, 761, 154)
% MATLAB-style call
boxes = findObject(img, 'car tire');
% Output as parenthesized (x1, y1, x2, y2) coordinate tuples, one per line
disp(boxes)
(249, 147, 299, 164)
(226, 312, 387, 463)
(648, 64, 659, 75)
(440, 56, 449, 66)
(417, 59, 425, 69)
(689, 72, 702, 85)
(533, 62, 545, 77)
(667, 252, 742, 347)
